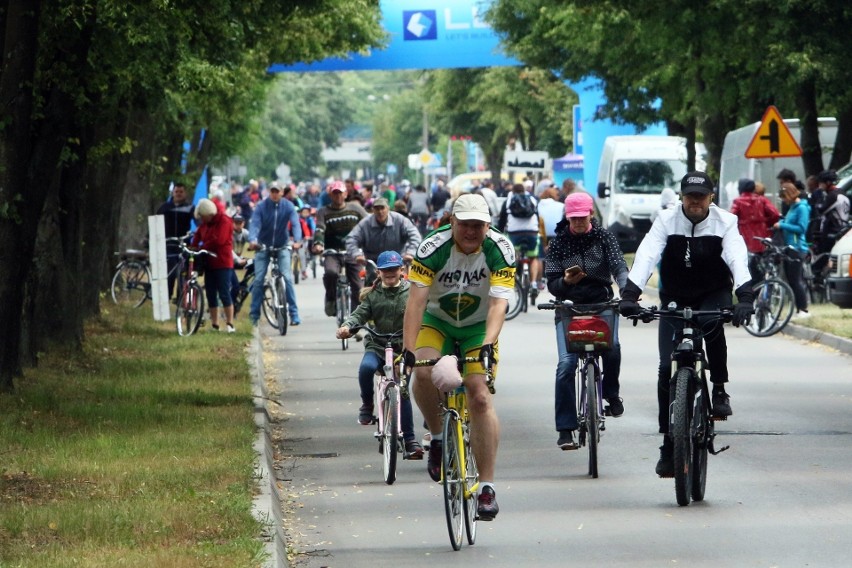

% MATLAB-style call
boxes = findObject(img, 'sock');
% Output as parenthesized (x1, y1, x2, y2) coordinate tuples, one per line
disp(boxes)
(430, 433, 443, 442)
(480, 481, 494, 491)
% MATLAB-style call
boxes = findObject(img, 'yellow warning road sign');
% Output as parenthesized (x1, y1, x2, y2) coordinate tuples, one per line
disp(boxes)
(744, 106, 802, 159)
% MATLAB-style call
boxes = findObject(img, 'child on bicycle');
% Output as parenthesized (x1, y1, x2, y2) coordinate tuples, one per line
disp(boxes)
(336, 250, 424, 459)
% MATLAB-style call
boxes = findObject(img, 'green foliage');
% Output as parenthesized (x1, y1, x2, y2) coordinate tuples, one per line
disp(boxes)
(425, 67, 576, 172)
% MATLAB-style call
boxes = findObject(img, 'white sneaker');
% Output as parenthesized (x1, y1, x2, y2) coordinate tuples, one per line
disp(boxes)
(226, 323, 236, 333)
(793, 311, 811, 320)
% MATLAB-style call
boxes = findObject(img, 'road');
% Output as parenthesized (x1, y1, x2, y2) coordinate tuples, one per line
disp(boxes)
(264, 277, 852, 567)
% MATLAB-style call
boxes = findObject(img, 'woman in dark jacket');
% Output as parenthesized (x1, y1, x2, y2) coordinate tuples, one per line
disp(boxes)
(544, 192, 628, 450)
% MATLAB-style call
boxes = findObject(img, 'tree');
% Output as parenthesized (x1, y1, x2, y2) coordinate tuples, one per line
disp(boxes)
(0, 0, 385, 392)
(424, 67, 576, 188)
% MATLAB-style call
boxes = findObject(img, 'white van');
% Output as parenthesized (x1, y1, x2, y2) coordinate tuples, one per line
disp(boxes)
(718, 117, 837, 210)
(827, 226, 852, 309)
(596, 136, 694, 252)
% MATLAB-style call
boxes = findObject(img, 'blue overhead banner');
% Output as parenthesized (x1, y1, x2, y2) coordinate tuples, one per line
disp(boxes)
(268, 0, 517, 72)
(268, 0, 666, 192)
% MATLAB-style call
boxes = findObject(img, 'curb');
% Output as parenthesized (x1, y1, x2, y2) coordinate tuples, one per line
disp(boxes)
(250, 326, 288, 568)
(780, 322, 852, 356)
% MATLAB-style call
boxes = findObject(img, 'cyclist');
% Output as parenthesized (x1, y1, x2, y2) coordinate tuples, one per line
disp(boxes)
(814, 170, 850, 261)
(247, 182, 303, 327)
(312, 181, 368, 316)
(296, 205, 315, 280)
(618, 171, 754, 478)
(191, 198, 235, 333)
(544, 191, 628, 450)
(345, 197, 421, 285)
(336, 251, 424, 459)
(402, 193, 516, 521)
(498, 181, 543, 302)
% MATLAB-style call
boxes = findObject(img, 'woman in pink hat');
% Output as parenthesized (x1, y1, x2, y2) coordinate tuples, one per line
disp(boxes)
(544, 191, 629, 450)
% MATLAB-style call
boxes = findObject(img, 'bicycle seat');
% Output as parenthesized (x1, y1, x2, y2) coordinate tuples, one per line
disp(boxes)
(122, 249, 148, 260)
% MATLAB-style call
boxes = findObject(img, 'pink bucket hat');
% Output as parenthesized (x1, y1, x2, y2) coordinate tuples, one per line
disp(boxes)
(564, 192, 595, 218)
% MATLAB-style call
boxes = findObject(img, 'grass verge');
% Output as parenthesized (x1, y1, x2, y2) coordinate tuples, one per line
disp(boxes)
(0, 306, 265, 567)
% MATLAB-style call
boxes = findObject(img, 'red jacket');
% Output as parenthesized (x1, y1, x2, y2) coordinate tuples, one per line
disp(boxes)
(730, 193, 780, 253)
(191, 212, 234, 269)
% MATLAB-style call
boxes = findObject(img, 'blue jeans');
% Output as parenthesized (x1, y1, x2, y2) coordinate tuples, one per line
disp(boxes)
(250, 247, 299, 323)
(359, 351, 416, 443)
(554, 318, 621, 432)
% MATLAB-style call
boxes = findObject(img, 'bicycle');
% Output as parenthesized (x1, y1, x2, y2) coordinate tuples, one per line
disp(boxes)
(291, 247, 302, 285)
(538, 299, 619, 478)
(746, 237, 795, 337)
(505, 246, 536, 320)
(402, 347, 495, 551)
(232, 259, 255, 316)
(175, 243, 215, 336)
(258, 245, 291, 336)
(350, 326, 407, 485)
(627, 303, 733, 506)
(322, 249, 352, 350)
(110, 236, 187, 308)
(110, 249, 152, 307)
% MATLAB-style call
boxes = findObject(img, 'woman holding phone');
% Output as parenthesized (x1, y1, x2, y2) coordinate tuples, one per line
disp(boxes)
(544, 192, 629, 450)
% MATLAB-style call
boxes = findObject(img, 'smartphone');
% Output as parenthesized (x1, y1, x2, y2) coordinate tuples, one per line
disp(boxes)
(565, 265, 583, 276)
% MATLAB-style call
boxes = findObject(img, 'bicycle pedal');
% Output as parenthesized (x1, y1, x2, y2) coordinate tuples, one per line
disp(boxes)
(711, 415, 728, 421)
(603, 407, 611, 417)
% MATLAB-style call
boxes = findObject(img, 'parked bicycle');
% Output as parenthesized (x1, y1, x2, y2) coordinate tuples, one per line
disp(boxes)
(175, 243, 215, 336)
(402, 347, 495, 551)
(350, 326, 407, 485)
(232, 259, 255, 316)
(110, 236, 186, 308)
(538, 299, 619, 478)
(258, 245, 291, 336)
(746, 237, 795, 337)
(110, 249, 152, 307)
(322, 249, 352, 350)
(627, 303, 733, 506)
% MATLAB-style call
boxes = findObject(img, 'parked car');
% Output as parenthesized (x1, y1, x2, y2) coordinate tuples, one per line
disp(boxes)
(827, 226, 852, 308)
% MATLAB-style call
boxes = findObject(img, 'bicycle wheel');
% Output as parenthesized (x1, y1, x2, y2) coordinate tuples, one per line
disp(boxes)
(691, 380, 710, 502)
(521, 272, 529, 313)
(111, 261, 151, 308)
(504, 276, 524, 321)
(261, 283, 276, 327)
(275, 277, 288, 336)
(382, 386, 399, 485)
(585, 361, 600, 479)
(442, 411, 464, 551)
(672, 367, 694, 506)
(745, 278, 794, 337)
(462, 422, 478, 546)
(176, 282, 205, 336)
(292, 254, 301, 285)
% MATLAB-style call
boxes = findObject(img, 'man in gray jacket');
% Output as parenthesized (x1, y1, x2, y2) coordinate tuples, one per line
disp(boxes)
(345, 197, 421, 283)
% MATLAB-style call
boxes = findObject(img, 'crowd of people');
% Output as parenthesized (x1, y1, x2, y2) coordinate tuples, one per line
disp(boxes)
(155, 164, 848, 520)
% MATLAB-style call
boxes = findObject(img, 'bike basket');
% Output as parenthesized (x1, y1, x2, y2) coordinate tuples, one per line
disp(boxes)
(561, 309, 616, 353)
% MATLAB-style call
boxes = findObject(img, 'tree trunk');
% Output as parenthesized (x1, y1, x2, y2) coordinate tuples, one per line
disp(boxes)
(795, 76, 824, 177)
(0, 0, 42, 391)
(829, 105, 852, 171)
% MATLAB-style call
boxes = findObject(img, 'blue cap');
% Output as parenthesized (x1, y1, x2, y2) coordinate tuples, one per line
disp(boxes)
(376, 250, 404, 269)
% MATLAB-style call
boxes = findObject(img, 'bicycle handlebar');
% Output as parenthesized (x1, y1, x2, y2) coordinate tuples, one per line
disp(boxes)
(626, 304, 734, 325)
(537, 299, 621, 314)
(178, 243, 217, 258)
(348, 325, 402, 342)
(257, 244, 292, 252)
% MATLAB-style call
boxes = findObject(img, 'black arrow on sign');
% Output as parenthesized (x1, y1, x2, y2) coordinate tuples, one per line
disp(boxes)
(760, 120, 780, 153)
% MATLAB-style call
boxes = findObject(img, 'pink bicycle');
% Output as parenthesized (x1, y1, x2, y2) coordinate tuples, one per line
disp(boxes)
(353, 326, 406, 484)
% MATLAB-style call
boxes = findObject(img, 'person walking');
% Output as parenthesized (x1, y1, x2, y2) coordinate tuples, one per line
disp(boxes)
(191, 199, 236, 332)
(774, 182, 812, 319)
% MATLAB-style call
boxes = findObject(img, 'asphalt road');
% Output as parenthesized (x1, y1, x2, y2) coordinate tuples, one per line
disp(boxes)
(264, 277, 852, 568)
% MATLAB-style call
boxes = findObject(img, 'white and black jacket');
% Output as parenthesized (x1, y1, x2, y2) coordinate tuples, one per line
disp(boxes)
(627, 204, 751, 305)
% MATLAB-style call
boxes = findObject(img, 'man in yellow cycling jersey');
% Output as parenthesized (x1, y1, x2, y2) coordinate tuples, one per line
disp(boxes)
(402, 193, 516, 521)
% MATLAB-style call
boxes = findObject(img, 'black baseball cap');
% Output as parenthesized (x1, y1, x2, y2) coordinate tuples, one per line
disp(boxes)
(680, 171, 714, 195)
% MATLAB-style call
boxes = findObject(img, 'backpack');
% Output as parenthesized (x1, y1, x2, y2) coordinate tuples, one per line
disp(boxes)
(508, 192, 536, 218)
